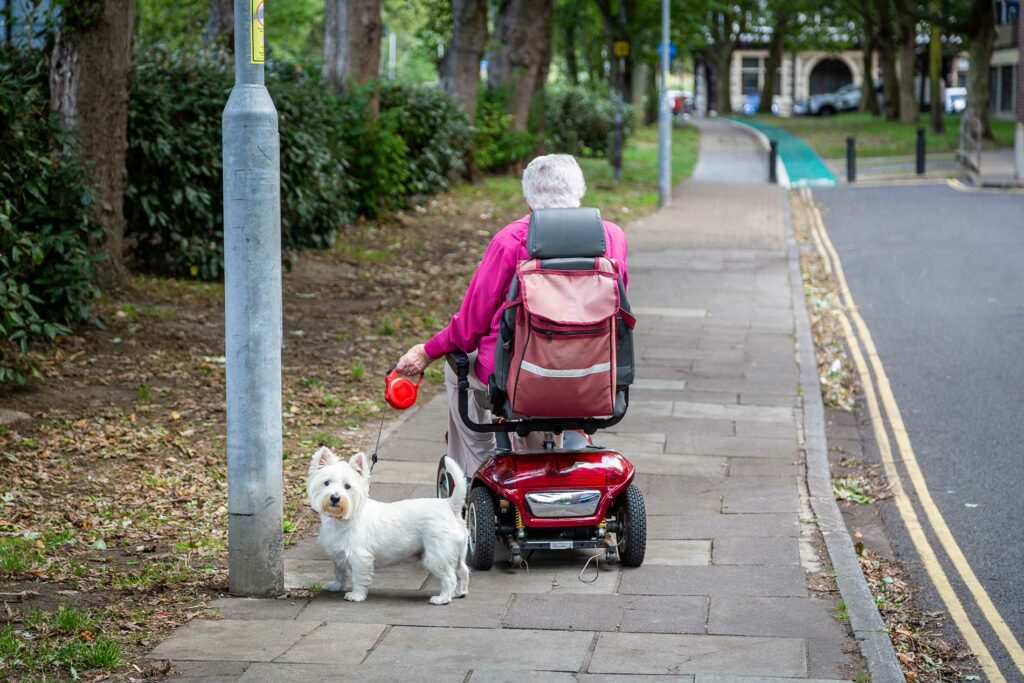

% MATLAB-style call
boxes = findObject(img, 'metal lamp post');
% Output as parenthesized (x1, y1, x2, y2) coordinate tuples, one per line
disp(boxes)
(223, 0, 284, 595)
(657, 0, 671, 207)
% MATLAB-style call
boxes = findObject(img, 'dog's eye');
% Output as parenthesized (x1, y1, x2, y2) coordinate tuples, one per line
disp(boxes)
(344, 483, 351, 490)
(323, 480, 330, 486)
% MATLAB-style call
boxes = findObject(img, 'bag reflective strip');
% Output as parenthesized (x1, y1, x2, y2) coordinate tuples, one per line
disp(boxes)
(520, 360, 611, 378)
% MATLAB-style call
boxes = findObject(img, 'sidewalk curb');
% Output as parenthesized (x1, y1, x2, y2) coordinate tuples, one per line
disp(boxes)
(718, 116, 792, 187)
(782, 194, 906, 682)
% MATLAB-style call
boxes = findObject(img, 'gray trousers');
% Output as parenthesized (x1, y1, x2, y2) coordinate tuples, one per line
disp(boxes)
(444, 352, 495, 476)
(443, 352, 560, 475)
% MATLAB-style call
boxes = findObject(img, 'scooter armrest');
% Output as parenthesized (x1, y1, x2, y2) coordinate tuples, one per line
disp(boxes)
(446, 351, 471, 379)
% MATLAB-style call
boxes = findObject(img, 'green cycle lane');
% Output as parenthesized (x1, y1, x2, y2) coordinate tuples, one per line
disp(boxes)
(728, 117, 838, 188)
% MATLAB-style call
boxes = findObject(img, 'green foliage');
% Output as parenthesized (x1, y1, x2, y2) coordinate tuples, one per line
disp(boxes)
(545, 85, 634, 158)
(474, 87, 537, 172)
(380, 82, 471, 195)
(0, 48, 101, 384)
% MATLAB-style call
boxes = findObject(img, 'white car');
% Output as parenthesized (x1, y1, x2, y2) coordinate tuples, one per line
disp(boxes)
(794, 83, 864, 116)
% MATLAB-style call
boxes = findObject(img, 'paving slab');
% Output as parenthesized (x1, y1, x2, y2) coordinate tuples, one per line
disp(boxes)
(284, 557, 428, 591)
(644, 540, 712, 566)
(731, 420, 797, 439)
(469, 670, 578, 682)
(694, 676, 849, 683)
(727, 459, 800, 477)
(365, 625, 593, 672)
(297, 588, 509, 627)
(146, 619, 319, 662)
(166, 660, 250, 682)
(712, 537, 801, 566)
(577, 675, 694, 682)
(627, 452, 729, 478)
(587, 632, 807, 677)
(648, 513, 800, 540)
(721, 492, 800, 514)
(671, 401, 794, 424)
(239, 662, 466, 683)
(275, 622, 386, 664)
(423, 554, 619, 595)
(618, 565, 807, 598)
(709, 596, 846, 640)
(205, 597, 308, 620)
(503, 593, 708, 634)
(664, 434, 795, 459)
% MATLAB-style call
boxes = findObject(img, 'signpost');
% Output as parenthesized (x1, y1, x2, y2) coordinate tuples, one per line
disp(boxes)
(223, 0, 284, 595)
(611, 40, 628, 181)
(657, 0, 671, 207)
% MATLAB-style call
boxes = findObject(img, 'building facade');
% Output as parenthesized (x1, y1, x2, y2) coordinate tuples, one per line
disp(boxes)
(727, 49, 869, 115)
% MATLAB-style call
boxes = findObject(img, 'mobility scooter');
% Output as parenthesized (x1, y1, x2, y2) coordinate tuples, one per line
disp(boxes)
(436, 207, 646, 571)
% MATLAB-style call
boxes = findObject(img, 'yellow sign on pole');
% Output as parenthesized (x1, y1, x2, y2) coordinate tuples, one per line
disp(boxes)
(613, 40, 629, 57)
(251, 0, 265, 64)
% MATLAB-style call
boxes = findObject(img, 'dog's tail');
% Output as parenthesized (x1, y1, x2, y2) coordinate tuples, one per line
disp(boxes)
(443, 456, 467, 517)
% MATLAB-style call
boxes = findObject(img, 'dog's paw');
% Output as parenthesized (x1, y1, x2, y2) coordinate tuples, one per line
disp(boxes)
(429, 595, 452, 605)
(324, 580, 345, 592)
(343, 591, 367, 602)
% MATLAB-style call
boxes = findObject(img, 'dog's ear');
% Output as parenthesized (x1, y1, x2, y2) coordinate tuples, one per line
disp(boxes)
(350, 452, 371, 478)
(309, 446, 339, 476)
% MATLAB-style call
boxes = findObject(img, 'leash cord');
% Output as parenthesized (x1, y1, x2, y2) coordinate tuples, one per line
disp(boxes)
(369, 408, 387, 472)
(578, 553, 601, 583)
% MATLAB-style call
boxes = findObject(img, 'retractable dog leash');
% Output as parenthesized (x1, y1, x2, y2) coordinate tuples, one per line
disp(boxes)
(369, 369, 424, 472)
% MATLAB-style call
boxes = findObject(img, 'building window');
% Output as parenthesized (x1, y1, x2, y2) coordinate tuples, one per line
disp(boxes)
(741, 57, 761, 95)
(999, 65, 1013, 112)
(989, 67, 998, 111)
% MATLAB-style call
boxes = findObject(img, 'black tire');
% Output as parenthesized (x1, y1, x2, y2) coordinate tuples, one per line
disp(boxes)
(466, 486, 496, 570)
(818, 105, 836, 117)
(436, 455, 452, 499)
(617, 484, 647, 567)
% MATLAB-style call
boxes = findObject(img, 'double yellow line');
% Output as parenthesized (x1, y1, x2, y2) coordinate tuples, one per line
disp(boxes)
(799, 188, 1024, 682)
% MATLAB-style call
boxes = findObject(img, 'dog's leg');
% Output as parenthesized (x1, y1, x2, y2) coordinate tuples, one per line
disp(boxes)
(325, 559, 351, 592)
(344, 554, 373, 602)
(429, 566, 458, 605)
(456, 559, 470, 598)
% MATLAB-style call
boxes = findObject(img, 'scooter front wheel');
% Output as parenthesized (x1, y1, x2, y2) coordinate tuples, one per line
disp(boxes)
(466, 487, 496, 571)
(617, 484, 647, 567)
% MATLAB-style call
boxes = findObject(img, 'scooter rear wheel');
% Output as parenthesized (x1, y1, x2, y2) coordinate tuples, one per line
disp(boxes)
(617, 484, 647, 567)
(467, 487, 496, 571)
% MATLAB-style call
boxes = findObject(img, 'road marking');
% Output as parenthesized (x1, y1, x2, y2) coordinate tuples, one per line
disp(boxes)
(802, 188, 1023, 680)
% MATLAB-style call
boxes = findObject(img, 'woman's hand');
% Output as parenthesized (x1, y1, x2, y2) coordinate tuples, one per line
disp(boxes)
(396, 343, 431, 376)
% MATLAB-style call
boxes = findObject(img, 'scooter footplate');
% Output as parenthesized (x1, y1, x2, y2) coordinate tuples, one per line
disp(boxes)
(519, 539, 604, 551)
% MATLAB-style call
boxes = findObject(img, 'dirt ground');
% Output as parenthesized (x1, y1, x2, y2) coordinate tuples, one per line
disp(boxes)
(0, 191, 507, 680)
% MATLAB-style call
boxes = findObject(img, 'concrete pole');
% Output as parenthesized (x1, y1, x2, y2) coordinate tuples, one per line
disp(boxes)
(657, 0, 671, 207)
(223, 0, 283, 595)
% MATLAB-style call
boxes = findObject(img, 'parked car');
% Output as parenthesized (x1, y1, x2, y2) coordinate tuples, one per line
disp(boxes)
(794, 83, 871, 116)
(944, 87, 967, 113)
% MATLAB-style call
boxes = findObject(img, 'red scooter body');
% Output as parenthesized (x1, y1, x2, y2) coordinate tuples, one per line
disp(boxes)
(475, 448, 635, 528)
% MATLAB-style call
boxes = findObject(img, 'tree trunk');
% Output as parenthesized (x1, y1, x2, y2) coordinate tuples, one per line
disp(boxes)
(489, 0, 554, 131)
(874, 0, 900, 120)
(563, 20, 579, 86)
(707, 47, 734, 114)
(203, 0, 233, 50)
(929, 24, 943, 133)
(50, 0, 136, 289)
(758, 13, 786, 114)
(440, 0, 487, 121)
(860, 0, 881, 115)
(322, 0, 383, 110)
(965, 0, 996, 137)
(895, 0, 918, 123)
(594, 0, 635, 103)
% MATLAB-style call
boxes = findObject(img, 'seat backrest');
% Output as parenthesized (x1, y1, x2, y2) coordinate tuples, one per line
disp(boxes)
(489, 208, 635, 420)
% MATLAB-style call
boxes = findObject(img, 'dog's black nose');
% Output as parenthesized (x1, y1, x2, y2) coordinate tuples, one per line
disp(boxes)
(329, 494, 341, 506)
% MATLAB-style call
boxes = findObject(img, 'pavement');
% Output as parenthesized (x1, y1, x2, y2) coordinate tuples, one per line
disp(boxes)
(814, 183, 1024, 677)
(148, 119, 885, 682)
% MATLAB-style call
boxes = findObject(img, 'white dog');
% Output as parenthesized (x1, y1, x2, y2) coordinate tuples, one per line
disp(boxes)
(306, 447, 470, 605)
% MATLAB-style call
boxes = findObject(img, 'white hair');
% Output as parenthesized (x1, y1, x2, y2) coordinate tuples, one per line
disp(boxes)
(521, 154, 587, 209)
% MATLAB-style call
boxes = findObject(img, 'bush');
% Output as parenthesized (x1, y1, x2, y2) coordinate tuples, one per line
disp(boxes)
(125, 51, 361, 279)
(473, 87, 537, 172)
(0, 48, 102, 384)
(545, 86, 635, 159)
(380, 82, 471, 195)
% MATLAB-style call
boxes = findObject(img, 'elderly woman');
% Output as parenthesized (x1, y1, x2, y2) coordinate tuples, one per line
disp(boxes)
(395, 154, 629, 476)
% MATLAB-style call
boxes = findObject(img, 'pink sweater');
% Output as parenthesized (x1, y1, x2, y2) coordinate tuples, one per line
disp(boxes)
(424, 214, 629, 383)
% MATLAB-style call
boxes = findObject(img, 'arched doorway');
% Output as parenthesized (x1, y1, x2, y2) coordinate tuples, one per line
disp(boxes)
(809, 58, 853, 95)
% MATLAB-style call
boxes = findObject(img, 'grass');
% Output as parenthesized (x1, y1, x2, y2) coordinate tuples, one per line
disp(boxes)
(834, 599, 849, 621)
(454, 122, 701, 225)
(1, 607, 125, 678)
(750, 112, 1017, 158)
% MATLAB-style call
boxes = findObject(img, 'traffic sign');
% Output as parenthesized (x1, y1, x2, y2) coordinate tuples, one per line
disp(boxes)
(613, 41, 630, 57)
(656, 41, 677, 59)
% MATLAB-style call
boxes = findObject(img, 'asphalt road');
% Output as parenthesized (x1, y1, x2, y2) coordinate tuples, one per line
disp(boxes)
(814, 183, 1024, 676)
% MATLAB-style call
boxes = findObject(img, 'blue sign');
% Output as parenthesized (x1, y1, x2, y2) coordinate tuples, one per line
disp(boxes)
(656, 42, 678, 59)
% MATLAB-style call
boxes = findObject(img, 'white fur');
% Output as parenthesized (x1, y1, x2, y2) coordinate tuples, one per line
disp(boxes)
(306, 447, 470, 605)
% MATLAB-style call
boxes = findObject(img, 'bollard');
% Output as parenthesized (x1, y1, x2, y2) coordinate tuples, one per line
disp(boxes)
(916, 127, 926, 175)
(769, 139, 778, 184)
(846, 136, 856, 183)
